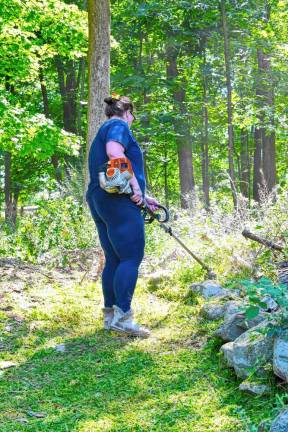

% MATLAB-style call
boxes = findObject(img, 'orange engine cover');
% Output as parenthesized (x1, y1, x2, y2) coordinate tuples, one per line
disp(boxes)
(106, 158, 133, 178)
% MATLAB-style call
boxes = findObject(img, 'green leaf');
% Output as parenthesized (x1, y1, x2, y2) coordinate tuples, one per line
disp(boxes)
(245, 305, 260, 320)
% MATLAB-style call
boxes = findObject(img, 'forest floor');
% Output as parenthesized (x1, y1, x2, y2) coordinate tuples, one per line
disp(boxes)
(0, 260, 279, 432)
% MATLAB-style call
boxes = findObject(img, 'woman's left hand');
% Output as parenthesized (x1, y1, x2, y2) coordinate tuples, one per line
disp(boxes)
(145, 196, 159, 212)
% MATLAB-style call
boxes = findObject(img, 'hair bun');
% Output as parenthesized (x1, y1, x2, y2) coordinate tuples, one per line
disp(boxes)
(104, 96, 113, 105)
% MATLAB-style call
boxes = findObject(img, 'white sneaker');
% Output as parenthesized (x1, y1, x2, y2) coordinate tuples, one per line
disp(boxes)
(110, 305, 151, 338)
(102, 307, 114, 330)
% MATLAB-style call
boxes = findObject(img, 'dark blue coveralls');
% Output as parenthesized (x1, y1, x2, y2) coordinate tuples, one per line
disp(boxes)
(86, 119, 146, 312)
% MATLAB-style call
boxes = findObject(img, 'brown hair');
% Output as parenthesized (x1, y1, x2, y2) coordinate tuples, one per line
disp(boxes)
(104, 95, 134, 118)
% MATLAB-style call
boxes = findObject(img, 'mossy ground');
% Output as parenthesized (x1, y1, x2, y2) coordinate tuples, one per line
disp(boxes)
(0, 277, 282, 432)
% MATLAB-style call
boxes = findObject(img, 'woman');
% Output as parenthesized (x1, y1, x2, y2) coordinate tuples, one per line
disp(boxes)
(86, 95, 158, 338)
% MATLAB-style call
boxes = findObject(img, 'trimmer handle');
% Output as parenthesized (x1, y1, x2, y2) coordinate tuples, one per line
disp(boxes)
(142, 202, 170, 224)
(128, 192, 169, 224)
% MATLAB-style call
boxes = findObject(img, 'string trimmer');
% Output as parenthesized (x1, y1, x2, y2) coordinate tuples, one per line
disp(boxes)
(97, 157, 216, 278)
(142, 202, 216, 279)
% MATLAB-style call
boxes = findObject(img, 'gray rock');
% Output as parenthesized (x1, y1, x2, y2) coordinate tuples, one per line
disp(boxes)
(273, 330, 288, 381)
(239, 382, 271, 396)
(190, 280, 230, 299)
(232, 321, 274, 378)
(220, 342, 234, 367)
(261, 296, 278, 312)
(200, 303, 226, 320)
(237, 312, 268, 330)
(224, 301, 244, 320)
(270, 409, 288, 432)
(214, 312, 267, 342)
(214, 313, 246, 341)
(55, 344, 66, 353)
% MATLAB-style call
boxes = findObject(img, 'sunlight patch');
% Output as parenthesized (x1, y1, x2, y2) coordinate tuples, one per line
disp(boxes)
(77, 418, 114, 432)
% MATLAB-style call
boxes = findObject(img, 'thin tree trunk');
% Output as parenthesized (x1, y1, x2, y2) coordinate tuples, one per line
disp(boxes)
(4, 152, 17, 226)
(201, 49, 210, 210)
(39, 67, 63, 184)
(166, 40, 195, 209)
(220, 0, 237, 209)
(260, 51, 276, 192)
(4, 80, 18, 225)
(39, 67, 49, 118)
(141, 92, 151, 190)
(56, 58, 78, 133)
(76, 58, 86, 138)
(240, 129, 249, 198)
(164, 145, 169, 209)
(85, 0, 110, 195)
(253, 126, 263, 201)
(254, 47, 276, 199)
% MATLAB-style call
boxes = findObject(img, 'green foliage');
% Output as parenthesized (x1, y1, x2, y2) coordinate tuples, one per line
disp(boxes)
(0, 0, 87, 83)
(144, 262, 203, 302)
(0, 96, 82, 204)
(242, 277, 288, 332)
(0, 197, 97, 263)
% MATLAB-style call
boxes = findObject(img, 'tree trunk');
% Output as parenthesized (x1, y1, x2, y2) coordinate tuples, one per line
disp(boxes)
(253, 126, 263, 201)
(39, 67, 63, 184)
(39, 67, 49, 118)
(4, 81, 18, 226)
(84, 0, 110, 195)
(141, 92, 151, 190)
(260, 51, 276, 192)
(240, 129, 249, 198)
(164, 145, 169, 209)
(253, 48, 276, 200)
(220, 0, 237, 209)
(201, 48, 210, 210)
(137, 30, 151, 191)
(56, 58, 78, 134)
(76, 57, 86, 138)
(166, 40, 195, 209)
(4, 151, 17, 226)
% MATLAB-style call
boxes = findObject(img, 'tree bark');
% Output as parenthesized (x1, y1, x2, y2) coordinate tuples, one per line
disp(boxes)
(39, 67, 49, 118)
(4, 81, 18, 225)
(4, 151, 17, 226)
(253, 48, 276, 200)
(201, 47, 210, 210)
(56, 58, 78, 134)
(242, 229, 283, 251)
(240, 129, 249, 198)
(253, 126, 263, 201)
(85, 0, 110, 195)
(220, 0, 237, 209)
(39, 67, 63, 184)
(76, 57, 86, 138)
(166, 40, 195, 209)
(260, 51, 276, 192)
(141, 92, 151, 190)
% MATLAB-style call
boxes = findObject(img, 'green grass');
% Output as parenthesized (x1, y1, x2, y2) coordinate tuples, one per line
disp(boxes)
(0, 279, 281, 432)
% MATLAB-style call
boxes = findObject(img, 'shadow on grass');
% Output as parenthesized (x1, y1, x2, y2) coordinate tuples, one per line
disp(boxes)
(0, 324, 277, 432)
(0, 327, 156, 431)
(0, 305, 278, 432)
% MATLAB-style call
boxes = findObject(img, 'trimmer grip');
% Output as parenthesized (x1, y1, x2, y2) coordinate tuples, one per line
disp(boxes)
(142, 203, 169, 223)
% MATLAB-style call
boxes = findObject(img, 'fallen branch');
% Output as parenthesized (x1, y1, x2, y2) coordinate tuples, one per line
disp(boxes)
(242, 229, 284, 251)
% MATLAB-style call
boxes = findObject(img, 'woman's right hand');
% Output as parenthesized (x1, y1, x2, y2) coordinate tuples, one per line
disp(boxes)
(130, 186, 143, 206)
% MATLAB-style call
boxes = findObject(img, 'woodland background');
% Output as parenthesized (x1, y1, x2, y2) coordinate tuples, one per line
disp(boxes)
(1, 0, 287, 227)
